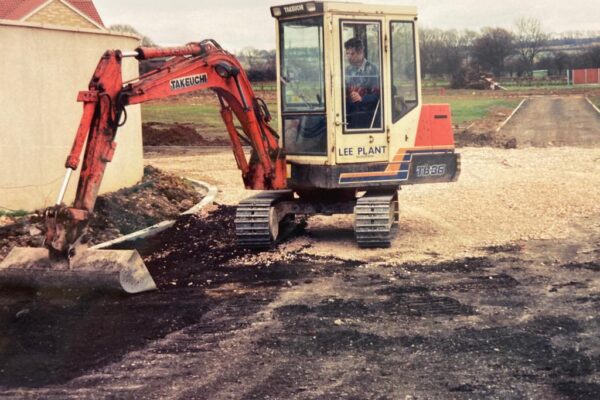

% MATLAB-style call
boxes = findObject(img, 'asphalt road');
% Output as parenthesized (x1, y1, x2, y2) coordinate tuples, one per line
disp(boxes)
(500, 96, 600, 147)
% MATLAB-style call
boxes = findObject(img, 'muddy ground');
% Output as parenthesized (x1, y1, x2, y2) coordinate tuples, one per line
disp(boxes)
(0, 206, 598, 399)
(1, 93, 599, 399)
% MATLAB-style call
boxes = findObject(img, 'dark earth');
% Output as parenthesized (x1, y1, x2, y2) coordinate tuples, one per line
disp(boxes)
(143, 122, 230, 147)
(0, 206, 598, 399)
(0, 166, 202, 260)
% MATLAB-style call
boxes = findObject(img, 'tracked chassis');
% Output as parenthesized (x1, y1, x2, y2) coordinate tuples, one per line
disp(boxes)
(234, 189, 399, 249)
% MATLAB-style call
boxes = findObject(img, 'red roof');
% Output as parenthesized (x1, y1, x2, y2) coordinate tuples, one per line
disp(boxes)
(0, 0, 104, 27)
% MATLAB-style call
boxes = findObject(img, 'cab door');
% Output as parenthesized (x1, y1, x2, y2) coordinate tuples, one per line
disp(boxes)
(333, 16, 388, 164)
(386, 18, 423, 156)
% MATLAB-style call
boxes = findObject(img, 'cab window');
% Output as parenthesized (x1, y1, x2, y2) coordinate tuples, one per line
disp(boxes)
(341, 21, 383, 133)
(280, 16, 327, 155)
(390, 21, 418, 122)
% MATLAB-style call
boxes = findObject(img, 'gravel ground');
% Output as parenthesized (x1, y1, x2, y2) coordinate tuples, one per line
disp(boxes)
(145, 146, 600, 264)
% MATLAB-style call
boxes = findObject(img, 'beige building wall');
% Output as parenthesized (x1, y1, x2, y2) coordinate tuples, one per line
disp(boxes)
(0, 20, 144, 212)
(25, 0, 99, 30)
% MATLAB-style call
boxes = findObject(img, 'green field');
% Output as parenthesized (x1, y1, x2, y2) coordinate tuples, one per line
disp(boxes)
(142, 103, 225, 127)
(589, 96, 600, 109)
(423, 95, 521, 125)
(142, 102, 279, 131)
(142, 92, 520, 129)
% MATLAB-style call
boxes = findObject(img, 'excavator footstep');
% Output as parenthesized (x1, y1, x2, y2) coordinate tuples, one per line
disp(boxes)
(0, 247, 157, 294)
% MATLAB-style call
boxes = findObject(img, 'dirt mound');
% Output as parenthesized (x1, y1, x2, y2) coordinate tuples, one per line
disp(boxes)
(89, 165, 203, 243)
(0, 166, 202, 260)
(143, 122, 229, 146)
(455, 130, 517, 148)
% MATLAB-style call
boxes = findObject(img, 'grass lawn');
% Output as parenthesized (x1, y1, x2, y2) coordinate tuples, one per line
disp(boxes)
(589, 96, 600, 109)
(143, 92, 520, 129)
(142, 102, 279, 130)
(142, 103, 226, 127)
(423, 95, 522, 125)
(504, 84, 588, 92)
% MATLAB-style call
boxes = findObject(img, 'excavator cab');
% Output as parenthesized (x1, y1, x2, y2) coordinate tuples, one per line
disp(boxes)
(271, 2, 459, 192)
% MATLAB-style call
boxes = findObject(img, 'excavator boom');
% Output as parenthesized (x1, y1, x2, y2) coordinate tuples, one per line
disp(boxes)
(49, 39, 287, 257)
(0, 39, 287, 293)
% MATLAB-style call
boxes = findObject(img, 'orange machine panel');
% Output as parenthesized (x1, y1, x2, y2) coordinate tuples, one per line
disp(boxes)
(414, 104, 455, 148)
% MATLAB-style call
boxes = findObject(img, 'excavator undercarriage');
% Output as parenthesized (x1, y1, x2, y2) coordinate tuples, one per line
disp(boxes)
(234, 189, 399, 248)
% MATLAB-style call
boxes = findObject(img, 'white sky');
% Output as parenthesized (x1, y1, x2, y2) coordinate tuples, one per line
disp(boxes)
(94, 0, 599, 51)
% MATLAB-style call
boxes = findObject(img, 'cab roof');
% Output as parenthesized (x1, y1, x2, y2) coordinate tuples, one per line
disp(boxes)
(271, 1, 417, 19)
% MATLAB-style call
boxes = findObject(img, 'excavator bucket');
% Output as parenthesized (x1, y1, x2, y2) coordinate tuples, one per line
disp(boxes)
(0, 247, 157, 294)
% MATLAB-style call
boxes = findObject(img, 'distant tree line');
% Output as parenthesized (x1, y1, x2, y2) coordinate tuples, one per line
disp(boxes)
(419, 17, 600, 83)
(235, 18, 599, 83)
(235, 47, 277, 81)
(109, 22, 599, 84)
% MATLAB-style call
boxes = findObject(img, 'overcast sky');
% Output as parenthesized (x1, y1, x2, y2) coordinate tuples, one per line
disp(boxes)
(94, 0, 599, 51)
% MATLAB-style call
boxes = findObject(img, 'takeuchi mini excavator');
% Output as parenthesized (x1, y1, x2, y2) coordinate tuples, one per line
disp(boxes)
(0, 2, 460, 293)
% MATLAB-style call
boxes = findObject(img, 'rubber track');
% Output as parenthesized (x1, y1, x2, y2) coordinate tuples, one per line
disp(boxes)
(354, 192, 398, 248)
(235, 191, 291, 248)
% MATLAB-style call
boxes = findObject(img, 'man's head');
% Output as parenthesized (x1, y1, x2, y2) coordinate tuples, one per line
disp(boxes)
(344, 38, 365, 67)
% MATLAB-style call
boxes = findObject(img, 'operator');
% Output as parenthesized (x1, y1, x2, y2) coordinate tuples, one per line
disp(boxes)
(344, 38, 381, 129)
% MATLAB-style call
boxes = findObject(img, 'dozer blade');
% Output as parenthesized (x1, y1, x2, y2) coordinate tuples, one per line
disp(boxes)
(0, 247, 157, 294)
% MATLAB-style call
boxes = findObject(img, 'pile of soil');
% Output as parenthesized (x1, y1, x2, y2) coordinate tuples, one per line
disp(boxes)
(138, 204, 310, 289)
(0, 166, 203, 260)
(143, 122, 229, 146)
(454, 130, 517, 148)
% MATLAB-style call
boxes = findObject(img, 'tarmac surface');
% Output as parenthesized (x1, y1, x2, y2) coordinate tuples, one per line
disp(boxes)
(500, 95, 600, 147)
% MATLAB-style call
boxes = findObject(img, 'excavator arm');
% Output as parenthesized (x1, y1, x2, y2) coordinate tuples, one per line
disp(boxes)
(46, 39, 287, 257)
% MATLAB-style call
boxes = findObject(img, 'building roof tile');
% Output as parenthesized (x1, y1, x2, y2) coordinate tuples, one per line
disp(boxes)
(0, 0, 104, 27)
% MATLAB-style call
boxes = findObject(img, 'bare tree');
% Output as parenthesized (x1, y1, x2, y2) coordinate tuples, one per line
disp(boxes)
(552, 51, 572, 75)
(418, 28, 440, 76)
(109, 24, 156, 47)
(419, 28, 475, 77)
(236, 47, 276, 81)
(514, 17, 548, 74)
(472, 28, 515, 76)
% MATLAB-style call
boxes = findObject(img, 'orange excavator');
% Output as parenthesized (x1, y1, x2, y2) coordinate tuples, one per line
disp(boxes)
(0, 2, 460, 293)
